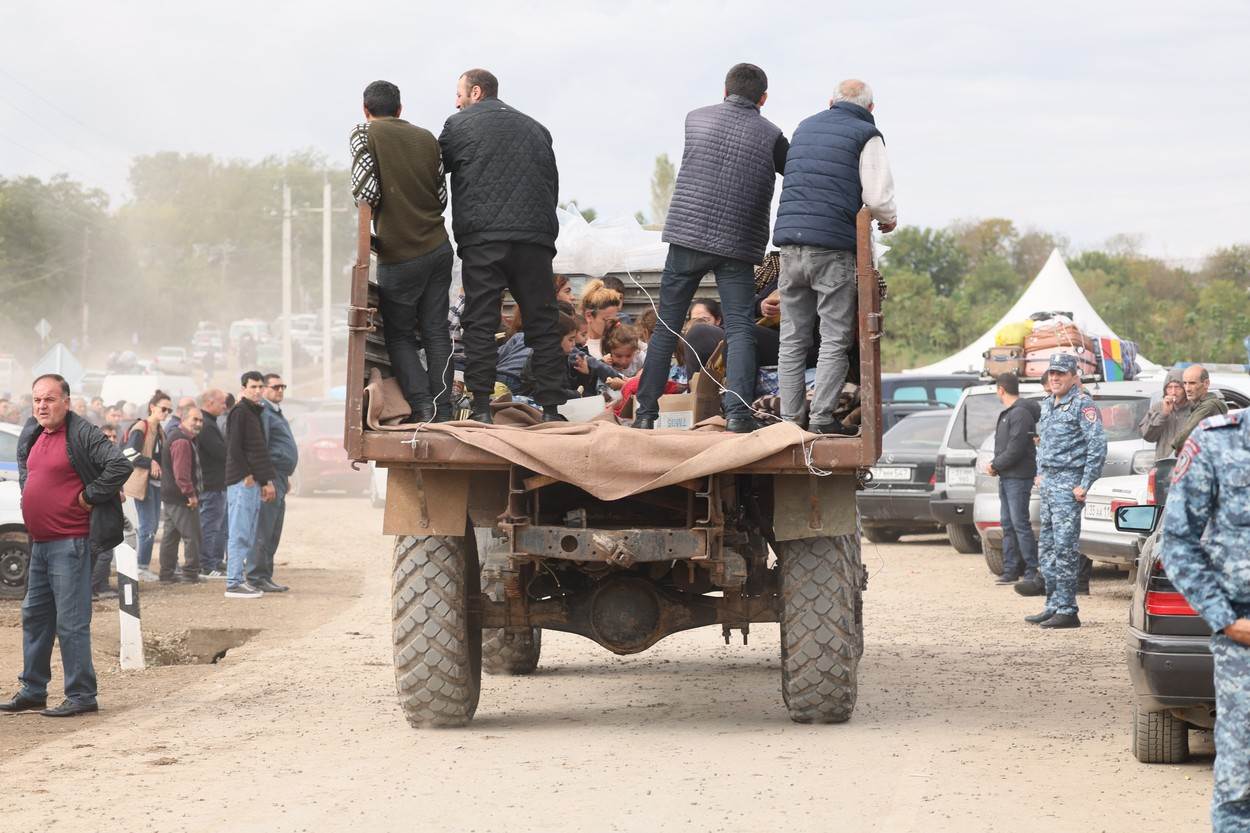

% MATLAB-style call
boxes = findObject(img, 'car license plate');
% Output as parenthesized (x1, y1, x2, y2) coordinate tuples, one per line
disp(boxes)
(947, 466, 976, 486)
(1085, 502, 1113, 521)
(870, 466, 912, 483)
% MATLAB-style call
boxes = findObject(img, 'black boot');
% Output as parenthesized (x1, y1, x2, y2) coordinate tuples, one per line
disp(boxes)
(809, 418, 858, 436)
(1077, 555, 1092, 595)
(433, 406, 454, 423)
(1014, 575, 1046, 596)
(632, 417, 656, 430)
(1039, 613, 1081, 629)
(1024, 610, 1055, 624)
(726, 415, 760, 434)
(412, 405, 436, 423)
(468, 406, 493, 425)
(541, 406, 567, 423)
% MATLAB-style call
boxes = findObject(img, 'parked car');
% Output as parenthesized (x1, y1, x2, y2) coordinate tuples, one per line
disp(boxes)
(881, 400, 953, 432)
(881, 373, 979, 407)
(1116, 459, 1214, 764)
(971, 381, 1162, 572)
(288, 409, 370, 497)
(191, 328, 224, 362)
(0, 422, 19, 483)
(155, 346, 191, 375)
(857, 410, 951, 543)
(0, 480, 30, 599)
(1077, 473, 1152, 572)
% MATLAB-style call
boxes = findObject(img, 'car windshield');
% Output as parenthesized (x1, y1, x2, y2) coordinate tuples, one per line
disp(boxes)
(950, 392, 1002, 450)
(1091, 396, 1151, 442)
(883, 415, 949, 451)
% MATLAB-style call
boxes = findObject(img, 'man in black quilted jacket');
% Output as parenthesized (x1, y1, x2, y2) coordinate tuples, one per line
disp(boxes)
(439, 68, 567, 424)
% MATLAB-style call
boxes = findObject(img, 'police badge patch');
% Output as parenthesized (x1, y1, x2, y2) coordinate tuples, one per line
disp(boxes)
(1172, 438, 1200, 482)
(1082, 406, 1098, 423)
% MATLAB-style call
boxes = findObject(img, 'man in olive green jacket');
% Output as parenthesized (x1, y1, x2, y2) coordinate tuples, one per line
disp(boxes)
(1173, 364, 1228, 454)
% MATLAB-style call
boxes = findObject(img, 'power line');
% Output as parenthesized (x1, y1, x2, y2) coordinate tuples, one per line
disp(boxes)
(0, 93, 121, 171)
(0, 67, 123, 150)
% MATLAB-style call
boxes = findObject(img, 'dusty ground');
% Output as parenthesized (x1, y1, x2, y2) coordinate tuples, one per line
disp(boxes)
(0, 497, 1213, 833)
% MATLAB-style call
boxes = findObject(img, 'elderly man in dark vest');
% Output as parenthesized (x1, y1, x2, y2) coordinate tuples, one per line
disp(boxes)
(773, 79, 896, 435)
(633, 63, 789, 434)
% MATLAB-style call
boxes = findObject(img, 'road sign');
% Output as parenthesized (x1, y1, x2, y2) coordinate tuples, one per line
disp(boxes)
(34, 319, 51, 342)
(32, 343, 84, 389)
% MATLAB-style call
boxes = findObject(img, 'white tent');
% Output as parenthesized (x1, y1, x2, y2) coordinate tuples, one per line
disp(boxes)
(906, 249, 1158, 374)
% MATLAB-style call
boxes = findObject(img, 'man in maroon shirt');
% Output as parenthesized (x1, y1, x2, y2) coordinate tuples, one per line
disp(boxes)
(158, 406, 204, 582)
(0, 374, 131, 717)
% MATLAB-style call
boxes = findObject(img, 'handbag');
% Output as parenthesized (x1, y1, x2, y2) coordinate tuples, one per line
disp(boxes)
(122, 419, 158, 499)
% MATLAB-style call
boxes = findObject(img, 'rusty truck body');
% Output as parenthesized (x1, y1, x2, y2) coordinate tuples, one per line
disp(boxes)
(344, 205, 884, 727)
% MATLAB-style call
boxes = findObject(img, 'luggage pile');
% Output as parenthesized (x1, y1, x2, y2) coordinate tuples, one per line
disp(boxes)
(982, 312, 1137, 381)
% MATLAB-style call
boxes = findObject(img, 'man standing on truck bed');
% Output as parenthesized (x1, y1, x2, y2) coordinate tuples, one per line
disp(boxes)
(1025, 353, 1106, 629)
(1160, 409, 1250, 832)
(772, 78, 896, 436)
(350, 80, 455, 423)
(633, 63, 788, 434)
(438, 68, 567, 424)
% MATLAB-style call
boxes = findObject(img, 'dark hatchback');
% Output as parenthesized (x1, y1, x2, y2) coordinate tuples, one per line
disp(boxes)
(858, 410, 952, 543)
(1118, 459, 1214, 763)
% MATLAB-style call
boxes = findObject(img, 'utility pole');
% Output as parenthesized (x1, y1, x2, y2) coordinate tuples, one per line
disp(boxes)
(321, 178, 333, 397)
(81, 226, 90, 353)
(281, 182, 293, 383)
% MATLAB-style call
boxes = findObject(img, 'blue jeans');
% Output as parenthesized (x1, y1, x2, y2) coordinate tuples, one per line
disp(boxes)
(134, 481, 162, 569)
(198, 488, 228, 572)
(376, 241, 454, 416)
(226, 481, 262, 588)
(20, 537, 97, 706)
(249, 476, 287, 584)
(635, 243, 758, 421)
(998, 477, 1038, 579)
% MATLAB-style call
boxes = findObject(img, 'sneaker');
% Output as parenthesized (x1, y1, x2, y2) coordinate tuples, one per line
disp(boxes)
(202, 569, 227, 581)
(137, 568, 159, 583)
(224, 583, 264, 599)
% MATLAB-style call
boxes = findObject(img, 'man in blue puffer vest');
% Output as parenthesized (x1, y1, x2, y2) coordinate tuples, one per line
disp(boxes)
(773, 79, 897, 435)
(633, 63, 789, 434)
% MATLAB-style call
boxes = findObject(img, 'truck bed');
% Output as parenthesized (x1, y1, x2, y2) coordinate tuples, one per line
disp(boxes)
(343, 205, 883, 475)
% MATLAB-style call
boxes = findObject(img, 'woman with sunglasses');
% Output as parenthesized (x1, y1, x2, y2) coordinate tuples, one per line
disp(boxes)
(124, 390, 172, 580)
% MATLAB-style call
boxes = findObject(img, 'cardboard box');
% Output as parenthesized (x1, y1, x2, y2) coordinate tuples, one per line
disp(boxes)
(656, 393, 695, 429)
(617, 373, 722, 429)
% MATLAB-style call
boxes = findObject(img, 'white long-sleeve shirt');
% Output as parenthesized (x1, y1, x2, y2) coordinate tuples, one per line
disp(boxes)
(859, 136, 896, 225)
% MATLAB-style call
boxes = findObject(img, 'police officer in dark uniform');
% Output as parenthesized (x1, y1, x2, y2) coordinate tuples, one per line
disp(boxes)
(1162, 410, 1250, 831)
(1025, 353, 1106, 629)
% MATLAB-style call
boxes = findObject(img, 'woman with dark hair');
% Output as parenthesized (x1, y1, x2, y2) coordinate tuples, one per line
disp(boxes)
(688, 299, 722, 328)
(124, 390, 171, 581)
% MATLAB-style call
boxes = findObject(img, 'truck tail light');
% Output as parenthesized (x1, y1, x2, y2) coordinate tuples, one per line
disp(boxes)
(1145, 591, 1198, 617)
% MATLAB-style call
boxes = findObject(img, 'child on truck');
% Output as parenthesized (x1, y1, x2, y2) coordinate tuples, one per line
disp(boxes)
(600, 319, 644, 389)
(519, 313, 619, 401)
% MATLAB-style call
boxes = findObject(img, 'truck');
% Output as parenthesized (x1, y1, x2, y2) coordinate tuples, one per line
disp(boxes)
(343, 205, 885, 728)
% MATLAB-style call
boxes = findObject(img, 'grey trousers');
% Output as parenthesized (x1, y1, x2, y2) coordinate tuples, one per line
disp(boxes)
(158, 501, 202, 580)
(777, 245, 857, 426)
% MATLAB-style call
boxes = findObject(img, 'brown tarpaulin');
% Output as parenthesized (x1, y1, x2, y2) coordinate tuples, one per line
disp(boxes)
(363, 370, 819, 501)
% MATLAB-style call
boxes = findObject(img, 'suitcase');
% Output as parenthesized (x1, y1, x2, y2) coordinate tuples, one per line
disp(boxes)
(1024, 323, 1094, 354)
(984, 346, 1026, 377)
(1024, 346, 1098, 378)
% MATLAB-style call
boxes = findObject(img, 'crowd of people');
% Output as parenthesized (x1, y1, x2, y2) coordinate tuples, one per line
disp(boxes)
(350, 64, 895, 432)
(0, 369, 299, 718)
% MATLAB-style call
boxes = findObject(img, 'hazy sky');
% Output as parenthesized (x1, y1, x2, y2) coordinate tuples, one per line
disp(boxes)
(2, 0, 1247, 261)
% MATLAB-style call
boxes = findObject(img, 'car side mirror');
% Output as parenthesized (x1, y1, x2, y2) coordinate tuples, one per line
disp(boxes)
(1115, 504, 1162, 534)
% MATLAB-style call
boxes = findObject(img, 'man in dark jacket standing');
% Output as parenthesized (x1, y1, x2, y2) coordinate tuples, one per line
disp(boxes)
(1, 374, 131, 717)
(157, 405, 204, 583)
(1175, 364, 1228, 454)
(350, 80, 454, 422)
(439, 68, 567, 424)
(773, 79, 896, 436)
(196, 388, 228, 578)
(634, 63, 788, 433)
(987, 374, 1040, 585)
(249, 374, 297, 593)
(223, 372, 276, 599)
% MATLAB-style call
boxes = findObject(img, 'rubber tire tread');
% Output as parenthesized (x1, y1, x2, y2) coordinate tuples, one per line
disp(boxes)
(983, 540, 1004, 576)
(863, 527, 901, 544)
(1132, 705, 1189, 763)
(947, 523, 981, 554)
(778, 534, 862, 724)
(481, 627, 542, 675)
(0, 532, 30, 600)
(391, 534, 482, 728)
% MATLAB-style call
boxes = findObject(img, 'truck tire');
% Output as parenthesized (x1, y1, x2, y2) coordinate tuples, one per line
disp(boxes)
(863, 527, 901, 544)
(946, 523, 981, 554)
(0, 531, 30, 600)
(482, 628, 542, 676)
(982, 540, 1004, 576)
(778, 533, 861, 724)
(391, 533, 482, 728)
(1132, 705, 1189, 763)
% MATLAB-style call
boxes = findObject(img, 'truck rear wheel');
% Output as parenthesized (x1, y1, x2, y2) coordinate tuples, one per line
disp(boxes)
(778, 534, 862, 724)
(1132, 704, 1189, 763)
(983, 540, 1004, 576)
(482, 628, 542, 675)
(946, 523, 981, 554)
(391, 533, 482, 728)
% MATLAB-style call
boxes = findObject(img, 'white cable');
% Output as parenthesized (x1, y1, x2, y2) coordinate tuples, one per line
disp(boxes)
(402, 348, 456, 445)
(623, 270, 834, 477)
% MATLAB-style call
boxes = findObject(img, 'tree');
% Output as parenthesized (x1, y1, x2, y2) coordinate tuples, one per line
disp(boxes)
(881, 227, 967, 296)
(1201, 245, 1250, 288)
(1012, 230, 1068, 283)
(951, 218, 1017, 270)
(649, 153, 676, 228)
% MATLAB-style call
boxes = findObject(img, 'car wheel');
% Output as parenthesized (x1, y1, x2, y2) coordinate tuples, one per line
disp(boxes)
(0, 532, 30, 600)
(982, 540, 1004, 576)
(1132, 704, 1189, 763)
(946, 523, 981, 554)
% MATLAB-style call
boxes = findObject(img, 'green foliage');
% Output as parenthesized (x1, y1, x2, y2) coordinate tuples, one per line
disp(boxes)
(879, 227, 966, 295)
(649, 153, 675, 228)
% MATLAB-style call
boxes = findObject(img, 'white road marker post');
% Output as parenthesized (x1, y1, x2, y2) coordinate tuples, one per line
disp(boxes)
(113, 542, 145, 670)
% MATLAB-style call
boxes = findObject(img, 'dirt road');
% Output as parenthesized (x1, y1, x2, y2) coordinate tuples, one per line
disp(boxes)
(1, 497, 1213, 832)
